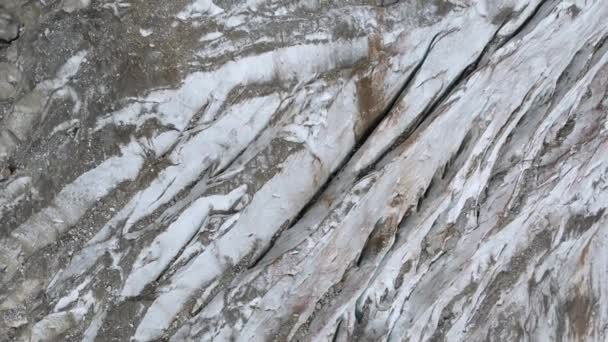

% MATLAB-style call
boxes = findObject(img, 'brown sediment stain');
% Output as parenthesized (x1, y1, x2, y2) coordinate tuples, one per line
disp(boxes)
(355, 75, 377, 138)
(367, 26, 384, 60)
(564, 286, 594, 340)
(354, 70, 391, 138)
(353, 13, 389, 140)
(578, 238, 592, 267)
(321, 194, 336, 206)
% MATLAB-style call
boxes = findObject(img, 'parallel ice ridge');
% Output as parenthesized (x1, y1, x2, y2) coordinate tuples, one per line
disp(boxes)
(1, 0, 607, 341)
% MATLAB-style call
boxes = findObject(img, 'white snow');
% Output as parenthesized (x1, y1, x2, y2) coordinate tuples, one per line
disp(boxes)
(176, 0, 224, 20)
(121, 186, 247, 297)
(139, 28, 153, 37)
(199, 31, 223, 42)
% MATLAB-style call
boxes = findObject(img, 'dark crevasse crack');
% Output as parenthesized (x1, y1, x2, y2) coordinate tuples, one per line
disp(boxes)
(244, 30, 443, 274)
(246, 19, 510, 302)
(330, 318, 344, 342)
(244, 31, 442, 271)
(354, 29, 447, 150)
(281, 31, 443, 232)
(308, 17, 534, 340)
(246, 219, 289, 270)
(357, 21, 509, 181)
(377, 1, 560, 177)
(496, 0, 559, 50)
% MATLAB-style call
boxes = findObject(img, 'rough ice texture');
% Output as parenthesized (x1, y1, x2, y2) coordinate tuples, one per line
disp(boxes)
(1, 0, 608, 341)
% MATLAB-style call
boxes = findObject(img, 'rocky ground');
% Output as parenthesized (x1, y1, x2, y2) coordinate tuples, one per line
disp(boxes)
(1, 0, 607, 341)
